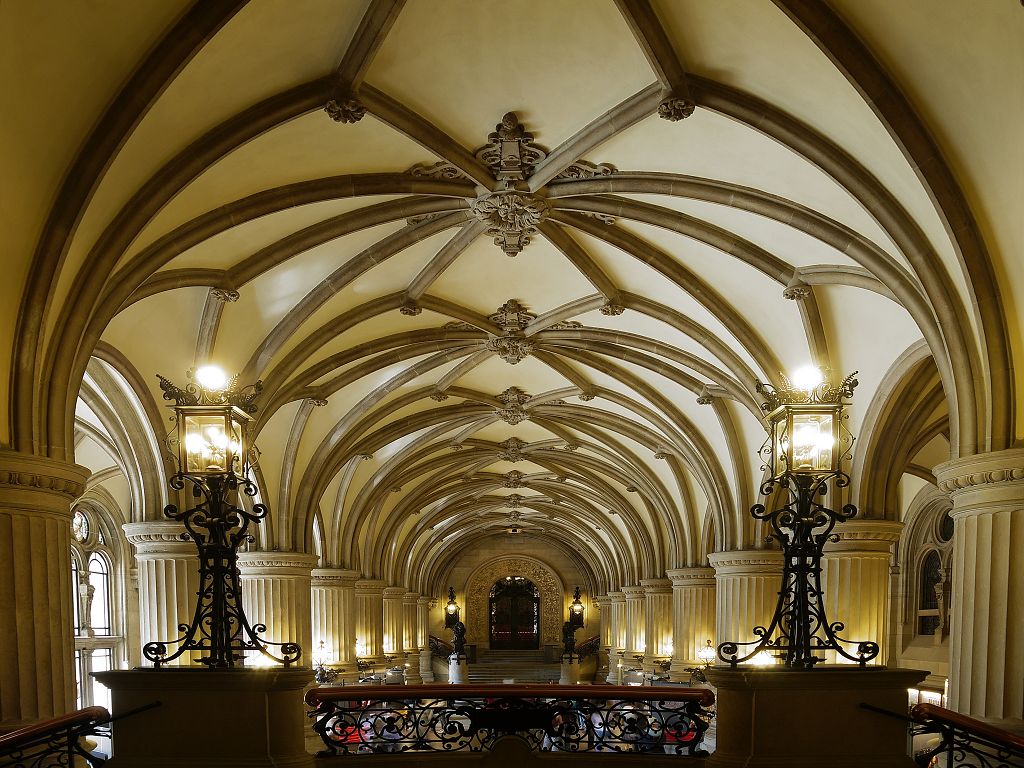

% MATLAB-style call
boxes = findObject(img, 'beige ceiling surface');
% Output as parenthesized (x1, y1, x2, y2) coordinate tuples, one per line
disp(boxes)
(4, 0, 1018, 592)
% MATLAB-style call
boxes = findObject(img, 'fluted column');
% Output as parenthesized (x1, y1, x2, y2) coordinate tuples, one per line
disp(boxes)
(0, 453, 89, 731)
(667, 567, 716, 678)
(237, 551, 317, 666)
(606, 591, 626, 683)
(402, 592, 422, 683)
(821, 520, 902, 665)
(622, 585, 647, 665)
(710, 550, 784, 662)
(123, 521, 200, 669)
(641, 578, 672, 673)
(382, 587, 406, 660)
(354, 579, 386, 662)
(417, 597, 434, 682)
(594, 594, 612, 678)
(937, 450, 1024, 732)
(311, 568, 359, 682)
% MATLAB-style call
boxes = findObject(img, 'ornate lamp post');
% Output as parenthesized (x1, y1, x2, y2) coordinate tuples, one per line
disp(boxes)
(718, 369, 879, 669)
(142, 367, 301, 668)
(568, 586, 585, 630)
(444, 587, 461, 629)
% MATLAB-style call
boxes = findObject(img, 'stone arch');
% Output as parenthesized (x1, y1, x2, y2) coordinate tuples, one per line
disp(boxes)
(464, 556, 564, 649)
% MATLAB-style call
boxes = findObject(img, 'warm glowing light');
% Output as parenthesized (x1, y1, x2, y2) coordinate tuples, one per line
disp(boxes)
(355, 639, 368, 657)
(697, 640, 716, 664)
(194, 365, 228, 391)
(790, 365, 823, 392)
(750, 651, 774, 667)
(246, 653, 276, 668)
(790, 413, 835, 472)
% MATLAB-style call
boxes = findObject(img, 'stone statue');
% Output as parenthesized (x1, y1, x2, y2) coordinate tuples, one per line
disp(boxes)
(452, 621, 467, 655)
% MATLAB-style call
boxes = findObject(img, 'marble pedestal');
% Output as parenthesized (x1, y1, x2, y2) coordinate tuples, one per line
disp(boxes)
(94, 668, 314, 768)
(559, 655, 581, 685)
(706, 666, 927, 768)
(448, 655, 468, 684)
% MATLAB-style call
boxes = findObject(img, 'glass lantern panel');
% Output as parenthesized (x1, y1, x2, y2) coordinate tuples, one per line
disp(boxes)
(789, 412, 834, 473)
(229, 414, 245, 476)
(183, 413, 232, 474)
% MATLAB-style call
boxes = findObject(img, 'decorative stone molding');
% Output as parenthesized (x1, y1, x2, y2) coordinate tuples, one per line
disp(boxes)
(306, 397, 328, 407)
(503, 494, 525, 509)
(490, 299, 535, 330)
(495, 386, 531, 424)
(405, 160, 469, 181)
(708, 550, 784, 576)
(667, 567, 716, 587)
(400, 300, 422, 316)
(486, 334, 534, 364)
(475, 112, 548, 182)
(311, 568, 360, 587)
(237, 551, 319, 577)
(210, 288, 239, 302)
(600, 302, 625, 316)
(935, 448, 1024, 494)
(465, 555, 564, 646)
(443, 320, 479, 331)
(658, 96, 696, 121)
(325, 93, 365, 123)
(553, 160, 617, 180)
(122, 522, 193, 556)
(640, 577, 672, 595)
(782, 280, 811, 301)
(471, 190, 550, 256)
(696, 386, 715, 405)
(824, 520, 903, 554)
(580, 211, 618, 225)
(578, 392, 595, 401)
(548, 320, 583, 330)
(498, 437, 528, 462)
(429, 391, 449, 401)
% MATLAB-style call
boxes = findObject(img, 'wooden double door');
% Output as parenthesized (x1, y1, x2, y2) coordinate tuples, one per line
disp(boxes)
(488, 576, 540, 650)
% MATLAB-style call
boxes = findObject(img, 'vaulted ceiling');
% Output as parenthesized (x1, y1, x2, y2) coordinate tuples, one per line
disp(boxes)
(4, 1, 1021, 594)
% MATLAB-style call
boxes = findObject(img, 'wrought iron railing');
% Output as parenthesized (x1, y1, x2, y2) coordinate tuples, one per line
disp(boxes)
(908, 703, 1024, 767)
(0, 706, 112, 768)
(307, 684, 714, 756)
(428, 634, 453, 659)
(577, 635, 601, 658)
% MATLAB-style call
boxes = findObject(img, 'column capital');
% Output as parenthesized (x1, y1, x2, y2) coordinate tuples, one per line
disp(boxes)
(622, 584, 646, 598)
(403, 591, 419, 603)
(936, 448, 1024, 516)
(608, 590, 625, 601)
(311, 567, 360, 587)
(593, 594, 611, 606)
(237, 551, 318, 577)
(416, 596, 432, 607)
(0, 450, 90, 517)
(123, 521, 194, 556)
(355, 578, 388, 594)
(383, 586, 407, 599)
(824, 520, 903, 554)
(709, 549, 784, 576)
(666, 566, 715, 586)
(640, 577, 672, 594)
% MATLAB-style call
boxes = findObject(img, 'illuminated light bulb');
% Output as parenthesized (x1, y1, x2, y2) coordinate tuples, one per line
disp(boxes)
(185, 433, 206, 453)
(750, 651, 774, 667)
(790, 365, 824, 392)
(194, 365, 228, 391)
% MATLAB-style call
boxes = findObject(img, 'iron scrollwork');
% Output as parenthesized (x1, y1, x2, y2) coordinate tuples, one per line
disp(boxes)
(308, 689, 713, 756)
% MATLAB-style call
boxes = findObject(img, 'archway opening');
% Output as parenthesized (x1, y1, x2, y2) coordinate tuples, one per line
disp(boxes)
(489, 576, 540, 650)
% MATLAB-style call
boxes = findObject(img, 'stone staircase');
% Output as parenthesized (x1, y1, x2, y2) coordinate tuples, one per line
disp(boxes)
(467, 649, 562, 684)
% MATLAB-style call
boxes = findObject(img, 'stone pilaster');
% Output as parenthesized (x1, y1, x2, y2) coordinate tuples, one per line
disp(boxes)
(641, 578, 672, 673)
(594, 594, 612, 677)
(354, 579, 387, 662)
(237, 552, 317, 667)
(402, 592, 422, 683)
(123, 521, 200, 669)
(821, 520, 902, 665)
(310, 568, 359, 682)
(710, 550, 784, 662)
(622, 584, 647, 663)
(416, 597, 434, 682)
(606, 591, 626, 683)
(382, 586, 406, 659)
(0, 452, 89, 731)
(667, 567, 716, 677)
(937, 449, 1024, 732)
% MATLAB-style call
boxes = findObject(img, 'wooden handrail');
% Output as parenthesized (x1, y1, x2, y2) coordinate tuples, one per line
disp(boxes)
(0, 706, 109, 753)
(307, 683, 715, 708)
(912, 703, 1024, 751)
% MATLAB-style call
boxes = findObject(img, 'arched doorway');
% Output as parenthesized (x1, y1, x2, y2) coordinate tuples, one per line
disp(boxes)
(489, 576, 540, 650)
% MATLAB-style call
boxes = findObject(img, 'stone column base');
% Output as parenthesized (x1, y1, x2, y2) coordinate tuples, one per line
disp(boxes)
(95, 668, 314, 767)
(559, 655, 581, 685)
(706, 666, 927, 768)
(448, 655, 468, 684)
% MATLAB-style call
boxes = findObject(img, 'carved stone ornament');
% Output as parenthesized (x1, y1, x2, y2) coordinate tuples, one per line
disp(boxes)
(210, 288, 239, 302)
(503, 470, 526, 488)
(490, 299, 536, 331)
(600, 302, 626, 316)
(658, 96, 696, 121)
(475, 112, 548, 182)
(696, 385, 715, 406)
(325, 85, 365, 123)
(307, 397, 329, 407)
(562, 441, 579, 452)
(465, 556, 564, 646)
(553, 160, 617, 181)
(405, 160, 470, 181)
(498, 437, 529, 462)
(400, 300, 422, 316)
(494, 386, 531, 424)
(782, 280, 811, 301)
(429, 391, 450, 402)
(504, 493, 525, 509)
(471, 191, 550, 257)
(486, 335, 534, 365)
(578, 392, 595, 401)
(548, 320, 583, 330)
(580, 211, 618, 225)
(406, 212, 444, 226)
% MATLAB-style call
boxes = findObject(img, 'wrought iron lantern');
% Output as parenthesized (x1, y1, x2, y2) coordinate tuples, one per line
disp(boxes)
(143, 367, 300, 668)
(718, 369, 879, 669)
(444, 587, 461, 629)
(696, 640, 716, 668)
(568, 586, 585, 630)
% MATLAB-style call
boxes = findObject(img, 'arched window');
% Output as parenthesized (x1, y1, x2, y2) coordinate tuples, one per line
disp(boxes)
(917, 550, 943, 636)
(87, 553, 112, 636)
(71, 557, 81, 636)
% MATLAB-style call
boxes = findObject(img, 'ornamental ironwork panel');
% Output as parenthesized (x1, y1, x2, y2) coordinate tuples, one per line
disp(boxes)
(307, 686, 713, 756)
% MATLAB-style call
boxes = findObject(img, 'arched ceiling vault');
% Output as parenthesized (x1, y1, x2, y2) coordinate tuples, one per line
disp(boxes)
(7, 0, 1018, 595)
